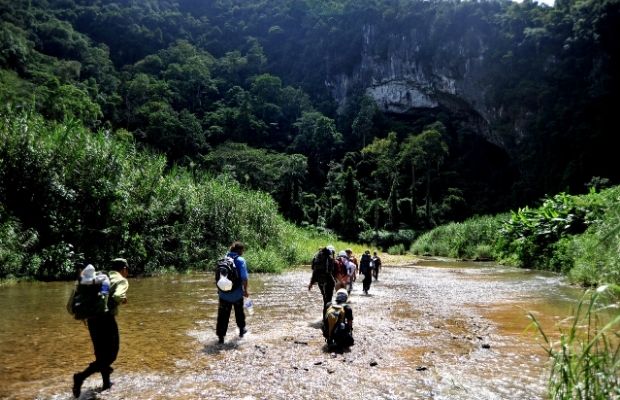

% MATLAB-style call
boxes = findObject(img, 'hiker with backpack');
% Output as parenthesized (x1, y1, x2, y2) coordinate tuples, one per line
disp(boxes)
(71, 258, 129, 398)
(333, 252, 348, 291)
(372, 251, 382, 281)
(336, 250, 356, 294)
(345, 249, 358, 283)
(215, 241, 249, 344)
(308, 245, 336, 313)
(359, 250, 373, 295)
(323, 288, 354, 352)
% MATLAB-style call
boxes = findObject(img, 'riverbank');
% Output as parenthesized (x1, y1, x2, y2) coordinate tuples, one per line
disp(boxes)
(411, 186, 620, 289)
(1, 257, 583, 399)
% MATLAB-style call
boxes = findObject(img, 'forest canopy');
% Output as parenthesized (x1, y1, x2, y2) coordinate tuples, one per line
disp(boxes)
(0, 0, 618, 261)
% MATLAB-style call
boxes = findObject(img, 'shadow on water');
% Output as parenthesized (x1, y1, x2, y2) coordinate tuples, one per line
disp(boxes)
(0, 260, 596, 399)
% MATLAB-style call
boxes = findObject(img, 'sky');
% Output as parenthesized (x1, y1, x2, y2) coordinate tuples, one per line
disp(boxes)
(522, 0, 555, 6)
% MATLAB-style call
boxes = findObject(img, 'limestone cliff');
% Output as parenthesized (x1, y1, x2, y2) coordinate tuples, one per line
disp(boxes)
(328, 23, 509, 148)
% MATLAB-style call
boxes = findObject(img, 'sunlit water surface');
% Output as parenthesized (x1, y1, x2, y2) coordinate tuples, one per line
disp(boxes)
(0, 259, 586, 399)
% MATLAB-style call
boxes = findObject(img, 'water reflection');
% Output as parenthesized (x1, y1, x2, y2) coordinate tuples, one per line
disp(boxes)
(0, 261, 592, 399)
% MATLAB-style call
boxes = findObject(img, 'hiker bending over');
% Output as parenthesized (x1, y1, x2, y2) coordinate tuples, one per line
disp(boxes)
(323, 288, 354, 352)
(308, 245, 336, 313)
(72, 258, 129, 398)
(216, 241, 249, 344)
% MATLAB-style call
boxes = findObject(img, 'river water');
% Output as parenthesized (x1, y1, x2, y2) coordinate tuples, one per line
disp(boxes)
(0, 258, 584, 400)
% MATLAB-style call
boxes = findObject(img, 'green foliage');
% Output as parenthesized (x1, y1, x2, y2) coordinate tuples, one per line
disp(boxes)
(0, 0, 618, 244)
(386, 243, 406, 255)
(528, 287, 620, 400)
(411, 186, 620, 287)
(411, 214, 506, 260)
(359, 229, 416, 251)
(0, 111, 333, 279)
(568, 187, 620, 286)
(498, 191, 606, 270)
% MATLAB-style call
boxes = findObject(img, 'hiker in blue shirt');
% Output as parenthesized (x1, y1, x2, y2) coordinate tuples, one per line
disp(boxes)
(216, 241, 249, 344)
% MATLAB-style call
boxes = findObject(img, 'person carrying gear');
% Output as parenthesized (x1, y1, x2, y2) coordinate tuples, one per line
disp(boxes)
(308, 245, 337, 314)
(323, 288, 354, 352)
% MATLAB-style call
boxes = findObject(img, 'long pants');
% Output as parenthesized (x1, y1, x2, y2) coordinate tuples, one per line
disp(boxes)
(362, 270, 372, 292)
(78, 314, 119, 382)
(318, 279, 335, 306)
(318, 279, 335, 315)
(216, 297, 245, 338)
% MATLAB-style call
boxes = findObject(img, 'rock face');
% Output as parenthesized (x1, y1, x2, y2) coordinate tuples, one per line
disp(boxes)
(328, 23, 506, 148)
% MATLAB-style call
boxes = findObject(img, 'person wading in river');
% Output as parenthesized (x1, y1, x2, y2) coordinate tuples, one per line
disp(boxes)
(372, 251, 382, 281)
(216, 241, 249, 344)
(359, 250, 373, 295)
(323, 288, 354, 352)
(72, 258, 129, 398)
(308, 245, 336, 314)
(345, 249, 358, 284)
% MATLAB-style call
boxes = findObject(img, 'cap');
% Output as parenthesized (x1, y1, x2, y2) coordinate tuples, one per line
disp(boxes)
(335, 288, 348, 303)
(111, 258, 129, 271)
(338, 250, 347, 258)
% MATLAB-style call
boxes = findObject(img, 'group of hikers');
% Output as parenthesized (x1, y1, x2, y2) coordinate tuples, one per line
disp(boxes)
(308, 245, 382, 351)
(66, 241, 381, 397)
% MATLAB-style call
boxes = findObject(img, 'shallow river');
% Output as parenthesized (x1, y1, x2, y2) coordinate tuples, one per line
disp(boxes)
(0, 258, 584, 399)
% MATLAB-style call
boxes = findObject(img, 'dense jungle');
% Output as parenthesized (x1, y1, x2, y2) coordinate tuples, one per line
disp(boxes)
(1, 1, 620, 399)
(1, 0, 619, 281)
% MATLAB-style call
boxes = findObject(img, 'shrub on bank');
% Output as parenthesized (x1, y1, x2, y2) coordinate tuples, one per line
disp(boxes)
(410, 214, 506, 259)
(410, 186, 620, 286)
(0, 112, 336, 279)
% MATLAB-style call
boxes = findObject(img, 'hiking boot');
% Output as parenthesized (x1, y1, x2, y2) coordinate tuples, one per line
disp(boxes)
(239, 327, 248, 337)
(101, 371, 112, 391)
(218, 336, 224, 344)
(72, 373, 84, 398)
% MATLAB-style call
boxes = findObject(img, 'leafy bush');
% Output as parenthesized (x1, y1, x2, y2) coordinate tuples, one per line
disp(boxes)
(386, 244, 405, 255)
(359, 229, 416, 250)
(410, 187, 620, 287)
(410, 214, 506, 259)
(498, 191, 606, 270)
(0, 112, 341, 279)
(568, 187, 620, 286)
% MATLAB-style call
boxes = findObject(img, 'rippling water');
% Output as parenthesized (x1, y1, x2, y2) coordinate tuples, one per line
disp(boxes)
(0, 259, 585, 399)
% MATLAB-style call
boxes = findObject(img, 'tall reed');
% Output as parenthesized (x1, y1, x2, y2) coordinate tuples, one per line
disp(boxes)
(528, 287, 620, 399)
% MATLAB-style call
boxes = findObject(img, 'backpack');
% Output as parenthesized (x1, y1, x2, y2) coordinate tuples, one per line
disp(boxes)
(334, 258, 346, 277)
(323, 303, 346, 340)
(360, 253, 372, 274)
(311, 247, 334, 275)
(67, 278, 109, 320)
(323, 303, 354, 348)
(215, 255, 240, 292)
